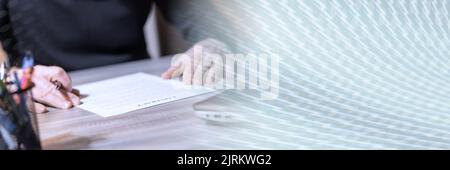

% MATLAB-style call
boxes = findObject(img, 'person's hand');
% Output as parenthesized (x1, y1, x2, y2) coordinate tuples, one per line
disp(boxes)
(161, 38, 229, 86)
(30, 65, 80, 113)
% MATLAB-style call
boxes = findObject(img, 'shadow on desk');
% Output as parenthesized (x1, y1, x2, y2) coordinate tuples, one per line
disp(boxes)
(42, 133, 105, 150)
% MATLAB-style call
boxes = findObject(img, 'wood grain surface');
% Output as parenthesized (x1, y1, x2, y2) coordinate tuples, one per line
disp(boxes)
(37, 57, 219, 150)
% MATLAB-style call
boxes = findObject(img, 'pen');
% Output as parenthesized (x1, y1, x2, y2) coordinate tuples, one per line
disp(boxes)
(51, 80, 72, 104)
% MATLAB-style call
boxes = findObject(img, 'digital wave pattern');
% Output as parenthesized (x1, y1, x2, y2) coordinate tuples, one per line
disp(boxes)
(185, 0, 450, 149)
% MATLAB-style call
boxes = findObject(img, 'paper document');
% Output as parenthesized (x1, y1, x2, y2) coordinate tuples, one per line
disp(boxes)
(75, 72, 213, 117)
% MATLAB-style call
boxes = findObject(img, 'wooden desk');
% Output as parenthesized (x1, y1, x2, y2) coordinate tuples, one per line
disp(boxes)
(37, 57, 220, 149)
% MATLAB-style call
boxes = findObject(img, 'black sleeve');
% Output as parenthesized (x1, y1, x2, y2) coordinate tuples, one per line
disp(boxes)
(154, 0, 200, 42)
(0, 0, 19, 65)
(153, 0, 237, 51)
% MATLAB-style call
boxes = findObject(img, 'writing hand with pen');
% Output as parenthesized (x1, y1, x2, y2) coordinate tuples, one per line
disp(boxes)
(0, 46, 80, 113)
(4, 66, 79, 114)
(29, 65, 81, 113)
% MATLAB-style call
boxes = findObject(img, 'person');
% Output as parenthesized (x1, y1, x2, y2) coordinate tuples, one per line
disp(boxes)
(0, 0, 228, 113)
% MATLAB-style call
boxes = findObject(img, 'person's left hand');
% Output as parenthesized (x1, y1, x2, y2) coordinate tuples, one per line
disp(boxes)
(161, 38, 229, 86)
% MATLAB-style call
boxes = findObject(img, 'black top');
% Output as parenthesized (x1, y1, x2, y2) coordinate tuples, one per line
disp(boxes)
(0, 0, 154, 70)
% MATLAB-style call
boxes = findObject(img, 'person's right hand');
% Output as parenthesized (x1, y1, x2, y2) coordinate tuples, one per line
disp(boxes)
(30, 65, 80, 113)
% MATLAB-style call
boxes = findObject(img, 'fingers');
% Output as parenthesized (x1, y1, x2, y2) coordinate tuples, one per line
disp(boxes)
(33, 65, 73, 91)
(189, 51, 221, 86)
(30, 65, 80, 109)
(67, 92, 81, 105)
(161, 65, 181, 79)
(182, 58, 194, 85)
(192, 65, 203, 86)
(32, 76, 72, 109)
(32, 91, 79, 110)
(204, 64, 222, 86)
(192, 63, 211, 86)
(161, 54, 186, 79)
(162, 39, 229, 86)
(203, 67, 213, 85)
(35, 89, 72, 109)
(167, 52, 215, 85)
